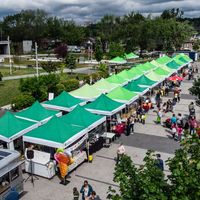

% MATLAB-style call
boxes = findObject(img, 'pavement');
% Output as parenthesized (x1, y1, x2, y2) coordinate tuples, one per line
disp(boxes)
(2, 66, 96, 81)
(20, 64, 200, 200)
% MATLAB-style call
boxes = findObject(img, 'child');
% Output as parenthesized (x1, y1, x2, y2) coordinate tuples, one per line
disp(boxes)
(171, 123, 177, 139)
(73, 187, 79, 200)
(141, 112, 146, 124)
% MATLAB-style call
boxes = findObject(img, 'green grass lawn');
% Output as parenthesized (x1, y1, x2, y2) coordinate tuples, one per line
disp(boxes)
(0, 67, 44, 77)
(0, 79, 20, 107)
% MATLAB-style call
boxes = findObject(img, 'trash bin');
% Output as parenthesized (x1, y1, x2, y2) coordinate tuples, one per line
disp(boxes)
(88, 155, 93, 162)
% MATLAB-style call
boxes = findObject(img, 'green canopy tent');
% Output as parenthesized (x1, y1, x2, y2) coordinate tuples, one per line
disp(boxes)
(117, 70, 140, 81)
(133, 75, 158, 88)
(156, 55, 172, 65)
(92, 78, 118, 93)
(0, 112, 38, 149)
(128, 67, 144, 78)
(172, 58, 186, 67)
(108, 56, 127, 64)
(124, 81, 149, 94)
(124, 52, 139, 59)
(153, 67, 171, 76)
(15, 101, 61, 124)
(106, 74, 128, 86)
(150, 60, 176, 74)
(176, 53, 193, 62)
(69, 84, 102, 101)
(146, 71, 166, 83)
(61, 105, 106, 131)
(106, 86, 138, 105)
(142, 62, 157, 71)
(23, 116, 88, 149)
(166, 60, 181, 70)
(42, 91, 86, 112)
(84, 94, 125, 116)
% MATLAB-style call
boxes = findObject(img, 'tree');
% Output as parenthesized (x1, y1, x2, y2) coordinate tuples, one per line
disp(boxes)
(40, 61, 58, 73)
(108, 134, 200, 200)
(98, 63, 109, 78)
(65, 55, 76, 74)
(108, 42, 124, 59)
(61, 79, 79, 92)
(94, 38, 103, 62)
(54, 44, 68, 59)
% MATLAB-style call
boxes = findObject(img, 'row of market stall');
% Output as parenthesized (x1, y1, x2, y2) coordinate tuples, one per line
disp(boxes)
(0, 53, 192, 177)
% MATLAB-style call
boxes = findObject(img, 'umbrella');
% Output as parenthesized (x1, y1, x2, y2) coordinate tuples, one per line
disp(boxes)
(168, 75, 183, 81)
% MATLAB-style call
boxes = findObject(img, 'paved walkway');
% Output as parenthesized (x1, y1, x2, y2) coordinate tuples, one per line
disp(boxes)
(21, 65, 200, 200)
(2, 67, 95, 80)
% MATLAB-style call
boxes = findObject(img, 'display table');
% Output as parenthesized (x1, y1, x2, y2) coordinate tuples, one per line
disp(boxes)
(25, 150, 55, 179)
(101, 132, 116, 147)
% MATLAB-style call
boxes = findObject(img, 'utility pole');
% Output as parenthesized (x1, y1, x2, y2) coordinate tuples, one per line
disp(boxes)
(7, 36, 12, 75)
(35, 42, 39, 78)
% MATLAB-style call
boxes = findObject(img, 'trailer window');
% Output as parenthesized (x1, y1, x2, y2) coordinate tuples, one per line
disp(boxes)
(0, 173, 10, 194)
(10, 167, 19, 181)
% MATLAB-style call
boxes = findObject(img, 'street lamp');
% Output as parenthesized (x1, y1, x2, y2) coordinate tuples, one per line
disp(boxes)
(87, 40, 92, 62)
(35, 42, 39, 78)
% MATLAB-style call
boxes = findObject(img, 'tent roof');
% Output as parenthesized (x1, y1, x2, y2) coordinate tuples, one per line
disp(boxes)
(175, 53, 192, 62)
(15, 101, 59, 122)
(92, 78, 117, 93)
(124, 81, 149, 93)
(153, 67, 171, 76)
(69, 84, 101, 101)
(124, 52, 139, 59)
(84, 94, 125, 116)
(0, 112, 37, 142)
(129, 67, 144, 77)
(166, 60, 181, 69)
(106, 74, 127, 85)
(61, 105, 106, 129)
(146, 71, 165, 82)
(150, 60, 175, 72)
(42, 91, 84, 111)
(106, 86, 138, 104)
(23, 116, 87, 148)
(117, 70, 139, 81)
(134, 75, 157, 87)
(109, 56, 127, 64)
(142, 62, 157, 71)
(156, 55, 172, 64)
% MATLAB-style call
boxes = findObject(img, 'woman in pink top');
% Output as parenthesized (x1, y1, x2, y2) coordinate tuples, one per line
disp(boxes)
(189, 116, 197, 135)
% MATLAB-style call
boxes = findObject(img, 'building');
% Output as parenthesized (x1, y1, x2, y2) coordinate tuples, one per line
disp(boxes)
(0, 40, 9, 55)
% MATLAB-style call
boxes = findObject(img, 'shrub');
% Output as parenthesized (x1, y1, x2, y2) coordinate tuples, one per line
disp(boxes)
(61, 79, 79, 92)
(11, 94, 35, 111)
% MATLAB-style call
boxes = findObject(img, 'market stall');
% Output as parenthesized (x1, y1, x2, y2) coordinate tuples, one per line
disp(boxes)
(42, 91, 86, 112)
(106, 74, 128, 86)
(23, 116, 88, 178)
(0, 112, 38, 150)
(69, 84, 102, 101)
(15, 101, 61, 125)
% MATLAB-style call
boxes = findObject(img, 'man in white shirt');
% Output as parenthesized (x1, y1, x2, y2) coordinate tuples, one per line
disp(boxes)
(116, 143, 125, 164)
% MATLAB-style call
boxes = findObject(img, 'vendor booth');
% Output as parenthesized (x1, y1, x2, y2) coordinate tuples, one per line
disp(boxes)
(69, 84, 102, 101)
(124, 81, 149, 95)
(15, 101, 61, 125)
(106, 74, 128, 86)
(23, 116, 88, 179)
(42, 91, 86, 112)
(84, 94, 125, 116)
(0, 112, 38, 150)
(106, 86, 138, 105)
(92, 78, 118, 93)
(133, 75, 158, 88)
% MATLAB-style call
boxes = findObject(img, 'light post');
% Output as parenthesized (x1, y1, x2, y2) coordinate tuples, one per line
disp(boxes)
(87, 40, 92, 62)
(7, 36, 12, 75)
(35, 42, 39, 78)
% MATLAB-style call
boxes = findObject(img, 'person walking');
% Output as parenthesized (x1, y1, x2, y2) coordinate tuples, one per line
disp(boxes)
(170, 114, 177, 125)
(188, 102, 195, 116)
(73, 187, 80, 200)
(116, 143, 125, 164)
(171, 123, 177, 139)
(156, 109, 162, 124)
(155, 154, 164, 171)
(80, 180, 93, 200)
(87, 191, 101, 200)
(130, 115, 135, 134)
(189, 116, 197, 135)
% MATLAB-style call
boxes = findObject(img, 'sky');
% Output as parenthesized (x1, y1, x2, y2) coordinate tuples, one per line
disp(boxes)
(0, 0, 200, 23)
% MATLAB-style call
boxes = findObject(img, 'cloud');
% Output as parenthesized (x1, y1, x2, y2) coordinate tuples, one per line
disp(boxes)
(0, 0, 200, 23)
